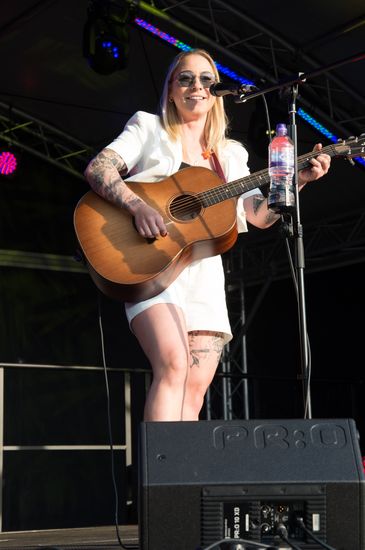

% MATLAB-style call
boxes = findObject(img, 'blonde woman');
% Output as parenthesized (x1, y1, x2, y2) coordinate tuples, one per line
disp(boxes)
(84, 49, 330, 421)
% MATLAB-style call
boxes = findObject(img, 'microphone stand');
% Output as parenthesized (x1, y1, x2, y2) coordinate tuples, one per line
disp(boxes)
(287, 82, 312, 418)
(230, 51, 365, 418)
(268, 81, 314, 418)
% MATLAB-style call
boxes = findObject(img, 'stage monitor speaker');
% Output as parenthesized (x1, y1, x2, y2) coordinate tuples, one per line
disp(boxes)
(138, 418, 365, 550)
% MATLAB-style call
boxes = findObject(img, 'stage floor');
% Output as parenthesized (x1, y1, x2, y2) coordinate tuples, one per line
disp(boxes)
(0, 525, 139, 549)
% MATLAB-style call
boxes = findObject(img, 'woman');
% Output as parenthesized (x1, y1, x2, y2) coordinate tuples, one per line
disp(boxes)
(84, 49, 331, 421)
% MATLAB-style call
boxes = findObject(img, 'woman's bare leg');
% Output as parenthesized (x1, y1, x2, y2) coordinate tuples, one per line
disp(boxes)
(131, 303, 190, 421)
(132, 305, 224, 421)
(182, 330, 225, 419)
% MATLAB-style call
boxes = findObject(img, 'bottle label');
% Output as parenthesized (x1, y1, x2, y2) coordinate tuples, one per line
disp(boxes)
(270, 147, 294, 168)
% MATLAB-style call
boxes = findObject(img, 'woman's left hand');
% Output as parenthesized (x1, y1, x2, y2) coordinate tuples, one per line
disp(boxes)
(298, 143, 331, 189)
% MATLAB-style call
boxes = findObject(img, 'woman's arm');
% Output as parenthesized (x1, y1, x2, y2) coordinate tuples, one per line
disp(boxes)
(84, 148, 142, 213)
(244, 144, 331, 229)
(84, 148, 167, 238)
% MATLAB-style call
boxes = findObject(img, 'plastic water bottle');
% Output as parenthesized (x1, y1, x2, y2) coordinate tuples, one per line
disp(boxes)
(267, 123, 295, 213)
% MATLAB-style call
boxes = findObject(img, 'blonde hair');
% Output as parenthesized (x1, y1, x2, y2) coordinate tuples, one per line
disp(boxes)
(160, 49, 230, 154)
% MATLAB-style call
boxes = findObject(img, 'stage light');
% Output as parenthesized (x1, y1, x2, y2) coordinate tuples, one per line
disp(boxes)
(134, 18, 255, 86)
(83, 0, 134, 75)
(134, 16, 365, 167)
(0, 150, 17, 175)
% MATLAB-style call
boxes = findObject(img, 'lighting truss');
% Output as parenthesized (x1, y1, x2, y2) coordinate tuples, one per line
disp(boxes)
(0, 102, 93, 181)
(134, 16, 365, 167)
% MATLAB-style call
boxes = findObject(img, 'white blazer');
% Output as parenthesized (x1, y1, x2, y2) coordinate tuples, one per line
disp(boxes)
(106, 110, 261, 233)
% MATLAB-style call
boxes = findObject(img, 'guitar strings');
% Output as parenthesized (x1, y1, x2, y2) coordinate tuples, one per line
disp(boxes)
(168, 146, 336, 218)
(170, 167, 268, 216)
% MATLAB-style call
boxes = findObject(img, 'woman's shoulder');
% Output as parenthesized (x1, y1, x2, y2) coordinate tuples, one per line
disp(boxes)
(221, 138, 249, 161)
(127, 110, 162, 128)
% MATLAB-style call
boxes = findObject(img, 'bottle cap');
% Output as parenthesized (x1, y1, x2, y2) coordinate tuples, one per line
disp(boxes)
(275, 123, 287, 136)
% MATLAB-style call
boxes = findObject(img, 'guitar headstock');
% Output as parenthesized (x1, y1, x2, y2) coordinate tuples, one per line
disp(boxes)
(332, 134, 365, 158)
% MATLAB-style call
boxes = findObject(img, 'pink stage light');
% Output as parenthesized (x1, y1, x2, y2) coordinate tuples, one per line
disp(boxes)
(0, 151, 17, 175)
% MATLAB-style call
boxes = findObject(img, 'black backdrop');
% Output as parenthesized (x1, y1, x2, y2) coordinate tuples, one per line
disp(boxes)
(1, 150, 365, 531)
(1, 0, 365, 532)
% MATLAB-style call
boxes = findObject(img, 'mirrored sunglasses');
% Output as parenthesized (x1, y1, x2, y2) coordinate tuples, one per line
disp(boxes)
(175, 71, 216, 88)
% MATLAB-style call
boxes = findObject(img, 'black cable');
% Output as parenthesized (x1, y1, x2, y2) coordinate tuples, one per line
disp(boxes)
(98, 294, 139, 550)
(263, 91, 313, 420)
(261, 93, 273, 146)
(276, 523, 303, 550)
(277, 533, 303, 550)
(282, 225, 312, 419)
(202, 538, 274, 549)
(296, 517, 337, 550)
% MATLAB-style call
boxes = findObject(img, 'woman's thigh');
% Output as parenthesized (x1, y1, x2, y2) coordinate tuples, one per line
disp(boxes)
(131, 302, 189, 370)
(186, 331, 225, 386)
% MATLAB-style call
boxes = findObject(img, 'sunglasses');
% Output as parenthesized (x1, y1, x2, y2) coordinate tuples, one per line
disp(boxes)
(174, 71, 216, 88)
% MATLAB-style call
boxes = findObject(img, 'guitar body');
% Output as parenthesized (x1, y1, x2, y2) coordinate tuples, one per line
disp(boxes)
(74, 136, 365, 301)
(74, 166, 238, 302)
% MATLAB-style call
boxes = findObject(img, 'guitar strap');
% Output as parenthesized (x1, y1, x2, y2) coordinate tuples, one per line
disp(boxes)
(212, 152, 227, 183)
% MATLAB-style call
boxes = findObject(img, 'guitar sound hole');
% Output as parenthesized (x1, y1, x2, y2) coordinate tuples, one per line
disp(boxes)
(169, 193, 202, 222)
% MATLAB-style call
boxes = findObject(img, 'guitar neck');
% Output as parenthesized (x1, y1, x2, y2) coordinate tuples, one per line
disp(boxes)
(201, 143, 339, 206)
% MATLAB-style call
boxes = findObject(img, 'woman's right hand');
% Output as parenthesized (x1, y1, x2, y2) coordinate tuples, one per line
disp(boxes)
(84, 149, 168, 238)
(132, 201, 168, 238)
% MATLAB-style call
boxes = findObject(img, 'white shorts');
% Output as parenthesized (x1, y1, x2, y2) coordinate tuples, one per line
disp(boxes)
(124, 255, 233, 344)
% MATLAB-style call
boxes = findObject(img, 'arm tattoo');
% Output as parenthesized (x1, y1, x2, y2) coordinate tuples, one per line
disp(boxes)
(252, 193, 280, 225)
(101, 148, 127, 173)
(252, 194, 266, 215)
(264, 210, 280, 225)
(86, 149, 143, 210)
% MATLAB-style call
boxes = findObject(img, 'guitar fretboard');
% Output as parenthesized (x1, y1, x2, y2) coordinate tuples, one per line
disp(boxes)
(199, 143, 340, 207)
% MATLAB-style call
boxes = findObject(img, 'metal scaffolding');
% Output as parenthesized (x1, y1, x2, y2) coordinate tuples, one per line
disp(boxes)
(2, 1, 365, 420)
(0, 101, 94, 181)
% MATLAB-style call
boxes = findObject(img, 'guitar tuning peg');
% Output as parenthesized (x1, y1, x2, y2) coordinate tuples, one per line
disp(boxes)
(346, 156, 356, 166)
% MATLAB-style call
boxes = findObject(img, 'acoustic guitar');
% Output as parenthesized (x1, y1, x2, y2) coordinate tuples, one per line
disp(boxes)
(74, 136, 365, 302)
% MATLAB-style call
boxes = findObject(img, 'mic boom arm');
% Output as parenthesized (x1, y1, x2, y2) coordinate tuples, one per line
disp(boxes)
(209, 82, 258, 97)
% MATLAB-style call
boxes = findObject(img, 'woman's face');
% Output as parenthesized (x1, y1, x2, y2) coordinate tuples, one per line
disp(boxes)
(169, 54, 216, 122)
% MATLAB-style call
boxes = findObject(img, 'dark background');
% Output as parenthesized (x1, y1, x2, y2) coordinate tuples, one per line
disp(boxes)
(1, 0, 365, 532)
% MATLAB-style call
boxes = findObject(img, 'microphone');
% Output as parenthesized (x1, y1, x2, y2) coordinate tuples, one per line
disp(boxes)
(209, 82, 258, 97)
